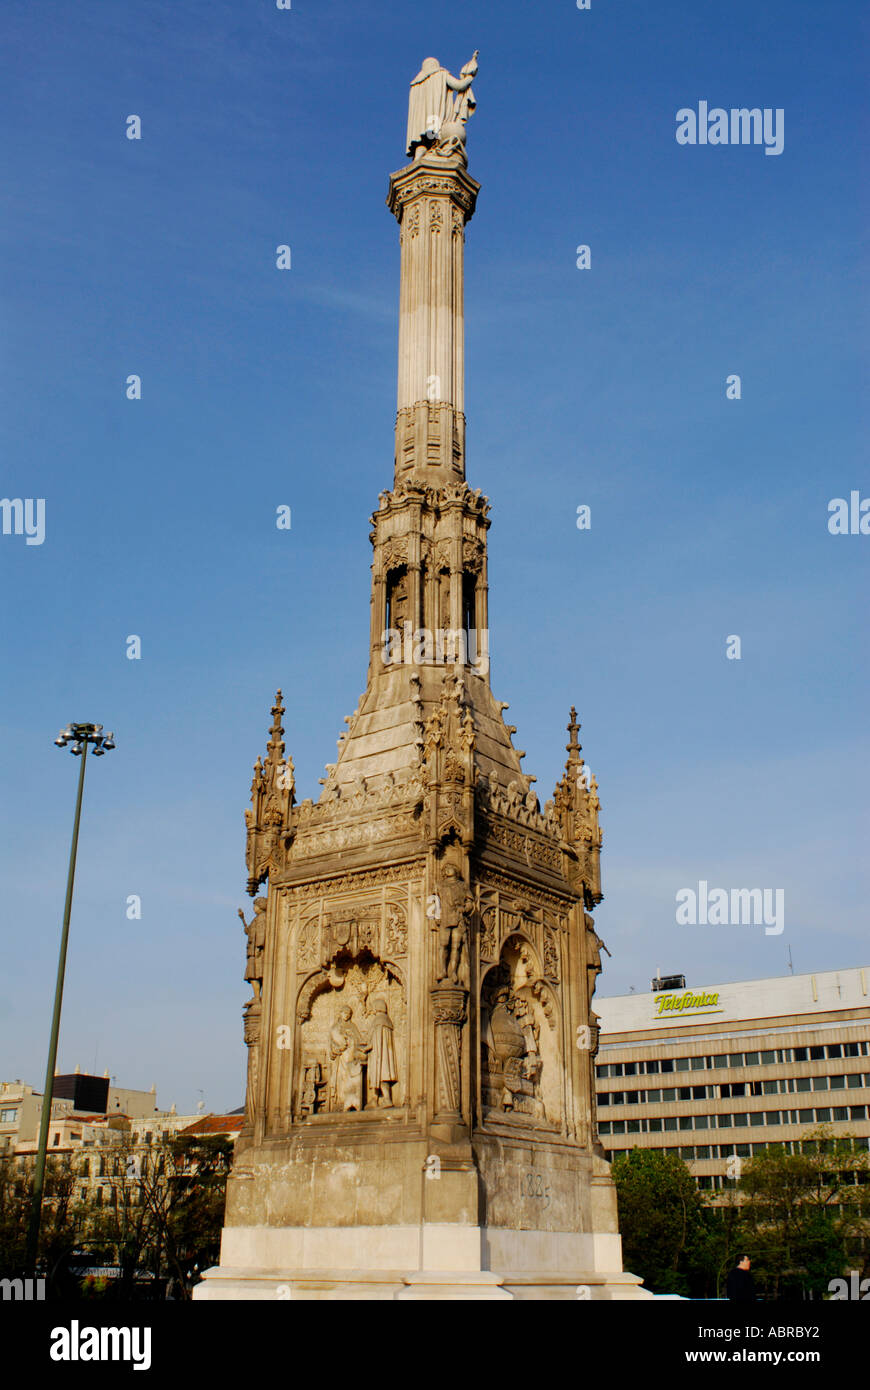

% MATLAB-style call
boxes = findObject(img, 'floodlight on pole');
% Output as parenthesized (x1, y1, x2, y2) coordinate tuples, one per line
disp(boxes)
(25, 722, 116, 1275)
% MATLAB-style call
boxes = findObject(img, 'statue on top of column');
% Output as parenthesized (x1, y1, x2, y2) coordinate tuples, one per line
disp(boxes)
(406, 53, 479, 161)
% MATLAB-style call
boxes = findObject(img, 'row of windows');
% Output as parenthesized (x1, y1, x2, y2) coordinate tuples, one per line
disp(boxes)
(598, 1103, 870, 1136)
(597, 1041, 869, 1078)
(599, 1072, 870, 1106)
(603, 1139, 870, 1163)
(695, 1177, 870, 1202)
(78, 1185, 144, 1206)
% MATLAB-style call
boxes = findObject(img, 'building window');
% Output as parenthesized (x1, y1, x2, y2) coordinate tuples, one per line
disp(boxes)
(718, 1114, 732, 1128)
(646, 1089, 662, 1103)
(694, 1115, 709, 1129)
(623, 1063, 637, 1077)
(816, 1107, 831, 1122)
(713, 1054, 728, 1069)
(675, 1058, 690, 1072)
(850, 1106, 867, 1121)
(794, 1047, 808, 1062)
(810, 1046, 825, 1061)
(0, 1108, 17, 1123)
(830, 1075, 846, 1090)
(761, 1050, 776, 1064)
(648, 1118, 662, 1132)
(598, 1122, 611, 1135)
(691, 1085, 707, 1100)
(696, 1145, 710, 1159)
(625, 1091, 639, 1105)
(812, 1076, 828, 1091)
(645, 1060, 660, 1075)
(663, 1117, 677, 1132)
(729, 1053, 743, 1067)
(660, 1059, 674, 1073)
(679, 1117, 693, 1131)
(734, 1114, 748, 1128)
(662, 1088, 676, 1102)
(763, 1080, 779, 1095)
(795, 1077, 811, 1092)
(690, 1057, 706, 1071)
(834, 1108, 848, 1122)
(745, 1052, 760, 1067)
(844, 1043, 860, 1058)
(627, 1120, 641, 1133)
(612, 1121, 625, 1134)
(765, 1111, 781, 1125)
(827, 1044, 843, 1059)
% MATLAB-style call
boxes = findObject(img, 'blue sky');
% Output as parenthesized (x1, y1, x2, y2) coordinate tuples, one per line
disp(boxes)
(1, 0, 866, 1113)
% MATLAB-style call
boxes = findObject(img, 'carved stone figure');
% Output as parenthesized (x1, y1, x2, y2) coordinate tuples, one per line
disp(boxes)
(240, 898, 267, 999)
(451, 53, 478, 125)
(366, 997, 398, 1107)
(406, 54, 478, 159)
(584, 912, 610, 1001)
(243, 998, 261, 1126)
(481, 949, 550, 1123)
(299, 1062, 325, 1117)
(328, 1005, 369, 1112)
(433, 865, 473, 983)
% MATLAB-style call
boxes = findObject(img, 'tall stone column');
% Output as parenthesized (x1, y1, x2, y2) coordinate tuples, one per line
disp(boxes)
(387, 155, 479, 486)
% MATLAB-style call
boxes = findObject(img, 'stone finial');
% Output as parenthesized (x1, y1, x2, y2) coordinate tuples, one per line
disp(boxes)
(245, 688, 296, 894)
(565, 706, 583, 764)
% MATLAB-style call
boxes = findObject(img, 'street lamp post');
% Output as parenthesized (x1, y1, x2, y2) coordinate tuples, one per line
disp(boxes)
(25, 722, 116, 1276)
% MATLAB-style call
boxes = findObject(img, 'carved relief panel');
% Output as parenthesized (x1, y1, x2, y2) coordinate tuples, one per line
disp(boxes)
(296, 960, 406, 1118)
(289, 884, 414, 1121)
(480, 936, 561, 1129)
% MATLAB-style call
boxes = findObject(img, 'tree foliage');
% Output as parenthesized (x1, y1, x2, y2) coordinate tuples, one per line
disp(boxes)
(611, 1147, 707, 1295)
(612, 1128, 870, 1300)
(0, 1132, 232, 1299)
(737, 1127, 870, 1299)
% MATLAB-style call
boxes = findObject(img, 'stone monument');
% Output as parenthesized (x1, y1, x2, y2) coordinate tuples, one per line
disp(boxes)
(194, 55, 648, 1301)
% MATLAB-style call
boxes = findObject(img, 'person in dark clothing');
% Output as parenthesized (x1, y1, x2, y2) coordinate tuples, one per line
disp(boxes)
(726, 1255, 757, 1301)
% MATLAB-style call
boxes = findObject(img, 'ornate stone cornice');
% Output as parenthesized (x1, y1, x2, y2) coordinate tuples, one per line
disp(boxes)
(387, 157, 480, 223)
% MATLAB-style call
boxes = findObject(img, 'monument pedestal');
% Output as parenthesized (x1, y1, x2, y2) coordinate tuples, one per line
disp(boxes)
(193, 1223, 650, 1300)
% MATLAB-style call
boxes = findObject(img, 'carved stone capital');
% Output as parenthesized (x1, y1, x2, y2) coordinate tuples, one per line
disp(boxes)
(431, 984, 467, 1026)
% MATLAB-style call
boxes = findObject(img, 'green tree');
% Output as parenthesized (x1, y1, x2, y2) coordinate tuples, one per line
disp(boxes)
(738, 1127, 870, 1299)
(0, 1152, 88, 1278)
(611, 1147, 708, 1295)
(160, 1134, 231, 1296)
